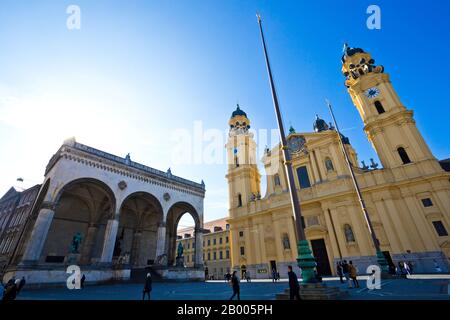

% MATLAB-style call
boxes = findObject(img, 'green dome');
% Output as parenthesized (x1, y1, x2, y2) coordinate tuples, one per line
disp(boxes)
(231, 104, 247, 118)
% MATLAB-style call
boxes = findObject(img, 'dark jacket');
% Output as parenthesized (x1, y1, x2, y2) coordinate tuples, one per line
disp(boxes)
(288, 271, 299, 290)
(2, 284, 17, 301)
(144, 276, 152, 292)
(18, 278, 26, 291)
(342, 263, 349, 273)
(231, 275, 240, 290)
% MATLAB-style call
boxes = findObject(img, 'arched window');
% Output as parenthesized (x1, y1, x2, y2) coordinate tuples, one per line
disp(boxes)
(397, 147, 411, 164)
(374, 101, 385, 114)
(235, 156, 239, 167)
(344, 224, 355, 243)
(237, 194, 242, 207)
(324, 157, 334, 172)
(274, 174, 281, 186)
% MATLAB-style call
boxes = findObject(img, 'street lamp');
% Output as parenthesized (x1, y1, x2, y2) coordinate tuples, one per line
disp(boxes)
(326, 100, 389, 274)
(256, 14, 317, 283)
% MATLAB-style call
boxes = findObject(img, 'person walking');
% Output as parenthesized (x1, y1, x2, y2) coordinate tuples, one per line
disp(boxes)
(341, 260, 350, 285)
(287, 266, 301, 300)
(142, 273, 152, 300)
(336, 261, 344, 283)
(348, 261, 360, 288)
(80, 274, 86, 289)
(2, 281, 18, 301)
(245, 271, 251, 282)
(229, 271, 240, 300)
(17, 277, 26, 294)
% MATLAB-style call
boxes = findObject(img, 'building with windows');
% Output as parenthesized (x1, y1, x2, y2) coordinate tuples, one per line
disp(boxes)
(0, 185, 41, 274)
(226, 45, 450, 278)
(177, 218, 231, 279)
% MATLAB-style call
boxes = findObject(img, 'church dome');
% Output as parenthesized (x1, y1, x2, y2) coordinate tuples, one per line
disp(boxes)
(231, 104, 247, 119)
(313, 115, 330, 132)
(341, 43, 365, 63)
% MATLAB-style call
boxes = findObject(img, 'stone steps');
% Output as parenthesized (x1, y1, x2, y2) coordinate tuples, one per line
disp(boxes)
(276, 283, 349, 300)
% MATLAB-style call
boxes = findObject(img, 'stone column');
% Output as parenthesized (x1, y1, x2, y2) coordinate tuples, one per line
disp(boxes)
(21, 203, 56, 264)
(80, 223, 98, 264)
(130, 230, 142, 266)
(100, 217, 119, 263)
(194, 227, 204, 267)
(155, 222, 167, 262)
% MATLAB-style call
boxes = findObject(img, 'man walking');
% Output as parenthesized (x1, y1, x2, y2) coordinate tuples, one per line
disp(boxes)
(348, 261, 360, 288)
(17, 276, 26, 294)
(142, 273, 152, 300)
(336, 261, 344, 283)
(341, 260, 350, 285)
(229, 271, 240, 300)
(287, 266, 301, 300)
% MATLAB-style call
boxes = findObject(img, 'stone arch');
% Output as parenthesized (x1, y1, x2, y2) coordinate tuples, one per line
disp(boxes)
(166, 201, 201, 266)
(41, 178, 117, 265)
(117, 192, 164, 268)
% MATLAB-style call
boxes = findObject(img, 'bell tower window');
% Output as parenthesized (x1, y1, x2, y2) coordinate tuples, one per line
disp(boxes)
(237, 194, 242, 207)
(374, 101, 385, 114)
(397, 147, 411, 164)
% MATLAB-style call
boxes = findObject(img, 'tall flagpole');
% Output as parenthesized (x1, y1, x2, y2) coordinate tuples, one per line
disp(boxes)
(326, 100, 389, 274)
(256, 14, 317, 283)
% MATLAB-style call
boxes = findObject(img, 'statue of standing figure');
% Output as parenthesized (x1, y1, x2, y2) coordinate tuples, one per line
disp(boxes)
(177, 242, 184, 258)
(70, 232, 83, 254)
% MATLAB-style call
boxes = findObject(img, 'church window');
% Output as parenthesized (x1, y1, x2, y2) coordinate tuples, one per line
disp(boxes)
(344, 224, 356, 243)
(432, 221, 448, 237)
(207, 252, 211, 260)
(374, 101, 385, 114)
(240, 246, 245, 256)
(219, 251, 223, 259)
(421, 198, 433, 207)
(237, 194, 242, 207)
(213, 238, 216, 245)
(324, 157, 334, 172)
(397, 147, 411, 164)
(235, 156, 239, 167)
(296, 166, 311, 188)
(213, 251, 217, 260)
(274, 174, 281, 186)
(239, 231, 244, 237)
(226, 250, 230, 259)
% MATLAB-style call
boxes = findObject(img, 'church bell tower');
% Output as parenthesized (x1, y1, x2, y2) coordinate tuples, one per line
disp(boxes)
(225, 105, 260, 217)
(341, 44, 441, 174)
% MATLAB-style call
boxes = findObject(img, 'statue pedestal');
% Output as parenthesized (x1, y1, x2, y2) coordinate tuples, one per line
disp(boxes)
(175, 256, 185, 267)
(65, 253, 81, 265)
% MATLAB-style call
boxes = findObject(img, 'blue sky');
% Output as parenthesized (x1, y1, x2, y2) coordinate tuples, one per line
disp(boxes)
(0, 1, 449, 227)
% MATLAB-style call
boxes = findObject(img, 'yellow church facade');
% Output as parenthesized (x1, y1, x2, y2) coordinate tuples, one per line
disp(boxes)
(226, 45, 450, 278)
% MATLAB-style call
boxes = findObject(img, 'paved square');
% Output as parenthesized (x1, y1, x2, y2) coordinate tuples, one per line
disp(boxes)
(7, 277, 450, 300)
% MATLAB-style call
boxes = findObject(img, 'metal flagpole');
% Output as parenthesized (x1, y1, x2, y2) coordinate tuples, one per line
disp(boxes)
(326, 100, 389, 273)
(256, 13, 317, 283)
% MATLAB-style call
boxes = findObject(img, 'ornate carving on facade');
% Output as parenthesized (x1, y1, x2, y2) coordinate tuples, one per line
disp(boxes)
(163, 192, 171, 201)
(118, 180, 127, 190)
